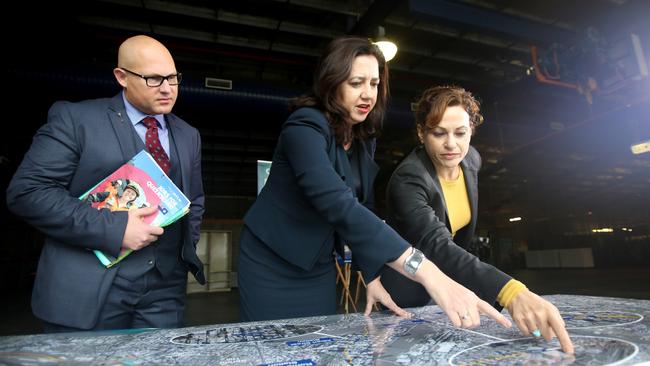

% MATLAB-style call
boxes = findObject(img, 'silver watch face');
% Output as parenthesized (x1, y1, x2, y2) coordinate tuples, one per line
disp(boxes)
(404, 249, 423, 276)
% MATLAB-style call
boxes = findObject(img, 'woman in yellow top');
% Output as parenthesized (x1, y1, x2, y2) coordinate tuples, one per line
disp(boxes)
(381, 85, 573, 353)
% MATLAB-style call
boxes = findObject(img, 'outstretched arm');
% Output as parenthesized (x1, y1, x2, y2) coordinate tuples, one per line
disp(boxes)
(386, 160, 510, 305)
(366, 247, 512, 329)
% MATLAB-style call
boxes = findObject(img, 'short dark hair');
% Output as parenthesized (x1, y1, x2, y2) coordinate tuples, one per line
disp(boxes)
(414, 85, 483, 135)
(291, 36, 389, 144)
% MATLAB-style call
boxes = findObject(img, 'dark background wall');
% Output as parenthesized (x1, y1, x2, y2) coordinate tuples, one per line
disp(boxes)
(2, 1, 649, 293)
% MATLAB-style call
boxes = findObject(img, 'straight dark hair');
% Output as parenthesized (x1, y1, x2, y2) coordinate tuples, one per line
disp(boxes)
(291, 36, 389, 145)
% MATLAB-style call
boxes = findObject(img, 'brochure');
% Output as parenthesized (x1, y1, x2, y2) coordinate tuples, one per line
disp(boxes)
(80, 150, 190, 267)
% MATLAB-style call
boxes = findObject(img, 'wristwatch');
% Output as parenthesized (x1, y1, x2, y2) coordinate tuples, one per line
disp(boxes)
(404, 248, 425, 276)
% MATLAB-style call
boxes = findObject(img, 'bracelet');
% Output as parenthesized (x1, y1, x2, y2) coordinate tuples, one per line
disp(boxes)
(403, 248, 425, 277)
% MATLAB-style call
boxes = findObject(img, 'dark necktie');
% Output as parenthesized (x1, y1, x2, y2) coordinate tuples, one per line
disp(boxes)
(142, 117, 171, 174)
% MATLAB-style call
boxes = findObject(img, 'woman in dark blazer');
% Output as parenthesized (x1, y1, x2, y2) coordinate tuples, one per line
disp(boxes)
(381, 86, 573, 353)
(238, 38, 511, 330)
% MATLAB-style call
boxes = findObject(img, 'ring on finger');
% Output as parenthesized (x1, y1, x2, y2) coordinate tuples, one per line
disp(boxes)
(532, 329, 542, 337)
(461, 311, 470, 320)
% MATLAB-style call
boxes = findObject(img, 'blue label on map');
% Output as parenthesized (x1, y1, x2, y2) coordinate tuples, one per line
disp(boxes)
(258, 359, 316, 366)
(400, 318, 430, 325)
(286, 337, 334, 346)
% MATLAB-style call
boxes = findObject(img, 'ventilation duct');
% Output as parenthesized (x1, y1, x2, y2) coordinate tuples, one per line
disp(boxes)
(205, 78, 233, 90)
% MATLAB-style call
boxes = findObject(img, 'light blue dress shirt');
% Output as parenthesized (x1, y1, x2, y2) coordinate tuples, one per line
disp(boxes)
(121, 92, 170, 156)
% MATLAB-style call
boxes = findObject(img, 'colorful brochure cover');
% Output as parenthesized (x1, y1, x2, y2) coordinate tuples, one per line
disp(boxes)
(79, 150, 190, 267)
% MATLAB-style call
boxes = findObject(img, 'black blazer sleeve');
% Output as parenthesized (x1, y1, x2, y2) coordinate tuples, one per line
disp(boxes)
(382, 147, 511, 308)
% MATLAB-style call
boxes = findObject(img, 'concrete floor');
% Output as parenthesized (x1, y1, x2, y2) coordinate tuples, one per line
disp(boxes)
(1, 267, 649, 337)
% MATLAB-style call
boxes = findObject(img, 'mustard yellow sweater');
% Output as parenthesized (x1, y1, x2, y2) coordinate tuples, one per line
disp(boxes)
(440, 170, 526, 308)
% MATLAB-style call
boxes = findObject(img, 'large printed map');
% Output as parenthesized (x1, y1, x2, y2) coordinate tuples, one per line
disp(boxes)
(0, 295, 648, 365)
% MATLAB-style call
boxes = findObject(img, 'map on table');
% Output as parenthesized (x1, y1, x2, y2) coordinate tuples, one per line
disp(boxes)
(0, 295, 648, 365)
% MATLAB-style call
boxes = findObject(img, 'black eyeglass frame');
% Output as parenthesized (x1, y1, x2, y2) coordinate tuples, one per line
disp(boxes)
(120, 67, 182, 87)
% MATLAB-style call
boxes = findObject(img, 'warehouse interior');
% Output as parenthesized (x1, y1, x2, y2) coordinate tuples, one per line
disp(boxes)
(2, 0, 649, 335)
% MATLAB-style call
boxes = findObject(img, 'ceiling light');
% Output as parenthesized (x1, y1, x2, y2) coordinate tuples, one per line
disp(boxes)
(374, 25, 398, 62)
(374, 40, 398, 62)
(508, 217, 522, 222)
(592, 228, 613, 233)
(630, 140, 650, 155)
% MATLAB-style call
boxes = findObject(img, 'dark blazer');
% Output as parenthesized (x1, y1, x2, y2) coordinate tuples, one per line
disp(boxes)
(244, 107, 409, 282)
(381, 145, 511, 308)
(6, 94, 205, 329)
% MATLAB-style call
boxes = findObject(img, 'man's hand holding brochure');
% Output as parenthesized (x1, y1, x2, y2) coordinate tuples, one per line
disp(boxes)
(80, 150, 190, 267)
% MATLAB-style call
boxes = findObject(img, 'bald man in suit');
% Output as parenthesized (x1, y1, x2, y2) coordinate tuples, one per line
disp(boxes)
(7, 35, 205, 332)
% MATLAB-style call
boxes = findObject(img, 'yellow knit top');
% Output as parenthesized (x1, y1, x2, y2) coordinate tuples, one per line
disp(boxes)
(439, 168, 526, 308)
(439, 169, 471, 237)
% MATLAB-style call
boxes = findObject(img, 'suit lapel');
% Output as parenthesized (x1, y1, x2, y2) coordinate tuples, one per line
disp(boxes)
(415, 146, 478, 245)
(326, 128, 380, 203)
(416, 146, 452, 230)
(416, 146, 445, 205)
(454, 158, 478, 246)
(167, 115, 189, 196)
(107, 94, 140, 162)
(326, 130, 347, 185)
(335, 145, 353, 193)
(461, 159, 479, 229)
(357, 139, 379, 203)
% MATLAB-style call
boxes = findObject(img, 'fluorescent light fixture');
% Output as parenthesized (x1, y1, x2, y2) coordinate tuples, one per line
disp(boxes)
(374, 40, 398, 62)
(592, 228, 614, 233)
(508, 217, 522, 222)
(630, 140, 650, 155)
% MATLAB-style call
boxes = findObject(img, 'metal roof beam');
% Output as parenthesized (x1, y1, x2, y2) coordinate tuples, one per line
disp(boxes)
(409, 0, 575, 44)
(348, 0, 400, 36)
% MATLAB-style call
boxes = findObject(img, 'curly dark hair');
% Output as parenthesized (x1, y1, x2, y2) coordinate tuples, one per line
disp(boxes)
(291, 36, 389, 145)
(414, 85, 483, 135)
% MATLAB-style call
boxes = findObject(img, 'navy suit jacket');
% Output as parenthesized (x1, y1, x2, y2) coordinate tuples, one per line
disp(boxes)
(6, 94, 205, 329)
(244, 107, 409, 282)
(381, 146, 511, 308)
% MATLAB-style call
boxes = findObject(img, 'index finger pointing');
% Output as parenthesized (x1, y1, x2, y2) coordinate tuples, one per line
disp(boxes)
(478, 300, 512, 328)
(549, 314, 574, 354)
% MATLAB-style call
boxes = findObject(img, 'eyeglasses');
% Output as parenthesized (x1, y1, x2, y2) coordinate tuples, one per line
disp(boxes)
(120, 68, 182, 87)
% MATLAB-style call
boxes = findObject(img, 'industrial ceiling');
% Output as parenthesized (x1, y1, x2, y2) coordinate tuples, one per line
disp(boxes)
(5, 0, 650, 231)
